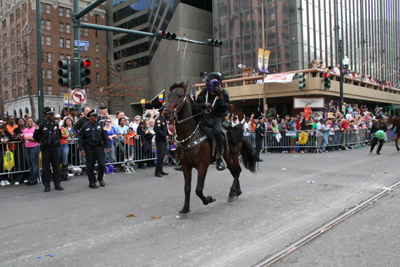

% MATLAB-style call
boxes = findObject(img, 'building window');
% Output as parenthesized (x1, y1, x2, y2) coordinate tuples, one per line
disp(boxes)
(95, 43, 99, 52)
(59, 23, 64, 32)
(59, 7, 64, 17)
(96, 73, 100, 82)
(45, 4, 50, 14)
(47, 85, 53, 95)
(47, 69, 52, 79)
(41, 19, 43, 29)
(46, 36, 51, 46)
(10, 13, 14, 24)
(40, 3, 43, 13)
(95, 14, 99, 23)
(42, 69, 45, 79)
(45, 20, 50, 30)
(66, 54, 71, 60)
(96, 58, 99, 67)
(65, 24, 70, 33)
(84, 29, 88, 36)
(47, 53, 52, 63)
(65, 8, 70, 18)
(66, 39, 71, 48)
(60, 54, 65, 60)
(41, 35, 44, 45)
(59, 38, 64, 48)
(95, 30, 98, 38)
(83, 14, 88, 21)
(3, 48, 6, 58)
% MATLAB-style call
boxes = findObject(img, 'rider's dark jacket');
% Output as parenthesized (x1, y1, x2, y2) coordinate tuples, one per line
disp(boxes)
(196, 88, 230, 118)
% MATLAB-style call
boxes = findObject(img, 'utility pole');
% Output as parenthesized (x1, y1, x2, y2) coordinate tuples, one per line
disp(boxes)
(339, 40, 344, 114)
(36, 0, 44, 122)
(261, 0, 267, 115)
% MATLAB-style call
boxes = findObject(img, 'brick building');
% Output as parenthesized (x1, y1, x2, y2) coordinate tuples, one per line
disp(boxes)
(0, 0, 107, 120)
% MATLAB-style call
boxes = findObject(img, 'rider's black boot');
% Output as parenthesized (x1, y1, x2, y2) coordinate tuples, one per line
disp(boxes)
(215, 133, 226, 171)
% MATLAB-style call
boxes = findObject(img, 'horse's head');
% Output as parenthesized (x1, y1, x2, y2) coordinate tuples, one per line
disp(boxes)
(165, 80, 189, 121)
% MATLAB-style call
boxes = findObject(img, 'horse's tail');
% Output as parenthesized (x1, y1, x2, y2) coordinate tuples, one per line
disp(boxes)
(240, 139, 257, 173)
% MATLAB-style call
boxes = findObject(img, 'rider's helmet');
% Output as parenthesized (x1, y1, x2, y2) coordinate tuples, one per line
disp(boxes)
(206, 72, 223, 95)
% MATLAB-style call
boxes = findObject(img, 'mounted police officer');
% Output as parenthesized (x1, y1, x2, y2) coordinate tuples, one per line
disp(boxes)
(255, 116, 265, 162)
(370, 115, 387, 155)
(154, 106, 169, 177)
(33, 107, 64, 192)
(78, 109, 110, 188)
(196, 72, 230, 171)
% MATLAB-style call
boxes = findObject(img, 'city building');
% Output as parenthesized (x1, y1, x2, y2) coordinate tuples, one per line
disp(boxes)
(107, 0, 214, 116)
(207, 0, 400, 116)
(213, 0, 399, 82)
(0, 0, 107, 120)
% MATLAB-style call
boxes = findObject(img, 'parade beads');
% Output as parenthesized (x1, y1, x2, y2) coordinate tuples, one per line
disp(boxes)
(174, 123, 200, 144)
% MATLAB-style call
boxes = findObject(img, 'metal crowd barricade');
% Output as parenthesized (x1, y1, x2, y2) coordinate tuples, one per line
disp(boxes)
(262, 130, 318, 152)
(344, 128, 368, 148)
(1, 141, 29, 176)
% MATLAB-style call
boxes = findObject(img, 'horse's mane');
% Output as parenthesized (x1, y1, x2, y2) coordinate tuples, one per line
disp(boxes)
(169, 80, 186, 92)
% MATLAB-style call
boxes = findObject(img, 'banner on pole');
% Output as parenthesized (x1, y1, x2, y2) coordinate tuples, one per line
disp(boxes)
(263, 73, 295, 83)
(264, 50, 270, 72)
(63, 93, 72, 106)
(258, 48, 264, 72)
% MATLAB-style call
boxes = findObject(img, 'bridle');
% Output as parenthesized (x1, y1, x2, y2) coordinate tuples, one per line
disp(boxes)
(166, 89, 205, 124)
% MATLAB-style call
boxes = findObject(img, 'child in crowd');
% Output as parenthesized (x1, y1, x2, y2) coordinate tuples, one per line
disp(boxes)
(125, 127, 138, 161)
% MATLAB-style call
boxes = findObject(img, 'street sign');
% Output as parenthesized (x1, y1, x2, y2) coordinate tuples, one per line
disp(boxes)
(71, 89, 87, 104)
(74, 40, 89, 47)
(78, 46, 86, 52)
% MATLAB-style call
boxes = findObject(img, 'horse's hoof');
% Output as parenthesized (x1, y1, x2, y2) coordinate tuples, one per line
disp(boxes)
(228, 196, 238, 202)
(176, 213, 186, 220)
(206, 196, 216, 203)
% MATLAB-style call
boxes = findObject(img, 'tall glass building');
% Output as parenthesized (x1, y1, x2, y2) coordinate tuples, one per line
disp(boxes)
(213, 0, 400, 84)
(110, 0, 212, 70)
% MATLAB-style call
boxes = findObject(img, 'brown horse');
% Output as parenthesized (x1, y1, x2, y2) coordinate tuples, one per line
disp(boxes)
(386, 115, 400, 151)
(164, 82, 257, 219)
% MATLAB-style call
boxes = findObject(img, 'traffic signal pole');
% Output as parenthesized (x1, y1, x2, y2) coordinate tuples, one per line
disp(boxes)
(36, 0, 44, 122)
(73, 0, 81, 92)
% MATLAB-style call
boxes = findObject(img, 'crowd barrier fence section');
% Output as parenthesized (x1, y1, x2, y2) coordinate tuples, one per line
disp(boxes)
(0, 128, 383, 177)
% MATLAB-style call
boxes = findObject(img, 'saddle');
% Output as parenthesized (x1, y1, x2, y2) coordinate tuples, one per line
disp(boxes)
(209, 122, 244, 158)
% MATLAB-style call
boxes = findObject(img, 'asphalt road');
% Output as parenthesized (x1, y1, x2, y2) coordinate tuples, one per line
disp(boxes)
(1, 143, 399, 267)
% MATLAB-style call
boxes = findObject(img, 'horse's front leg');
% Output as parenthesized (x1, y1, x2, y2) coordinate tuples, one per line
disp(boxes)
(396, 133, 400, 151)
(177, 164, 192, 219)
(195, 165, 215, 205)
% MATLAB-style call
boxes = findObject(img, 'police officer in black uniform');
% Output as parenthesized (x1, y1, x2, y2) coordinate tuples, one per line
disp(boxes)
(196, 72, 230, 170)
(33, 107, 64, 192)
(78, 109, 110, 188)
(255, 116, 265, 162)
(370, 115, 387, 155)
(154, 106, 169, 177)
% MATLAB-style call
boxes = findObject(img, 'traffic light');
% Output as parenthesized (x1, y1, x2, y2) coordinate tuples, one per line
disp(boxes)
(298, 71, 306, 91)
(80, 59, 91, 85)
(206, 39, 223, 47)
(324, 71, 331, 90)
(155, 30, 176, 40)
(57, 60, 69, 86)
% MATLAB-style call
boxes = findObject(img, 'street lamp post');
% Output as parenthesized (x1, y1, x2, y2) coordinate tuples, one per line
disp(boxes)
(339, 40, 350, 115)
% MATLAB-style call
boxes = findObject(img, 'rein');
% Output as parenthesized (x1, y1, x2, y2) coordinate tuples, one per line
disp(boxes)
(169, 93, 205, 124)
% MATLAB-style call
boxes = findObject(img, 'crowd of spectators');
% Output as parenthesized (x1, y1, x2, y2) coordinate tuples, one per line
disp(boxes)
(310, 58, 400, 89)
(0, 100, 396, 187)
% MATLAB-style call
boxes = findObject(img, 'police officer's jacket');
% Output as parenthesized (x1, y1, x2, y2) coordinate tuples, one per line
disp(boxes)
(154, 115, 168, 142)
(33, 120, 61, 147)
(197, 88, 230, 118)
(78, 121, 110, 150)
(255, 121, 265, 139)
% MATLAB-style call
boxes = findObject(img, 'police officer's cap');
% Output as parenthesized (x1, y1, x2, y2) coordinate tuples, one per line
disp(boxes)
(99, 106, 107, 110)
(158, 106, 165, 112)
(69, 107, 76, 112)
(44, 107, 55, 115)
(87, 109, 98, 116)
(258, 115, 264, 120)
(207, 72, 223, 82)
(139, 119, 146, 125)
